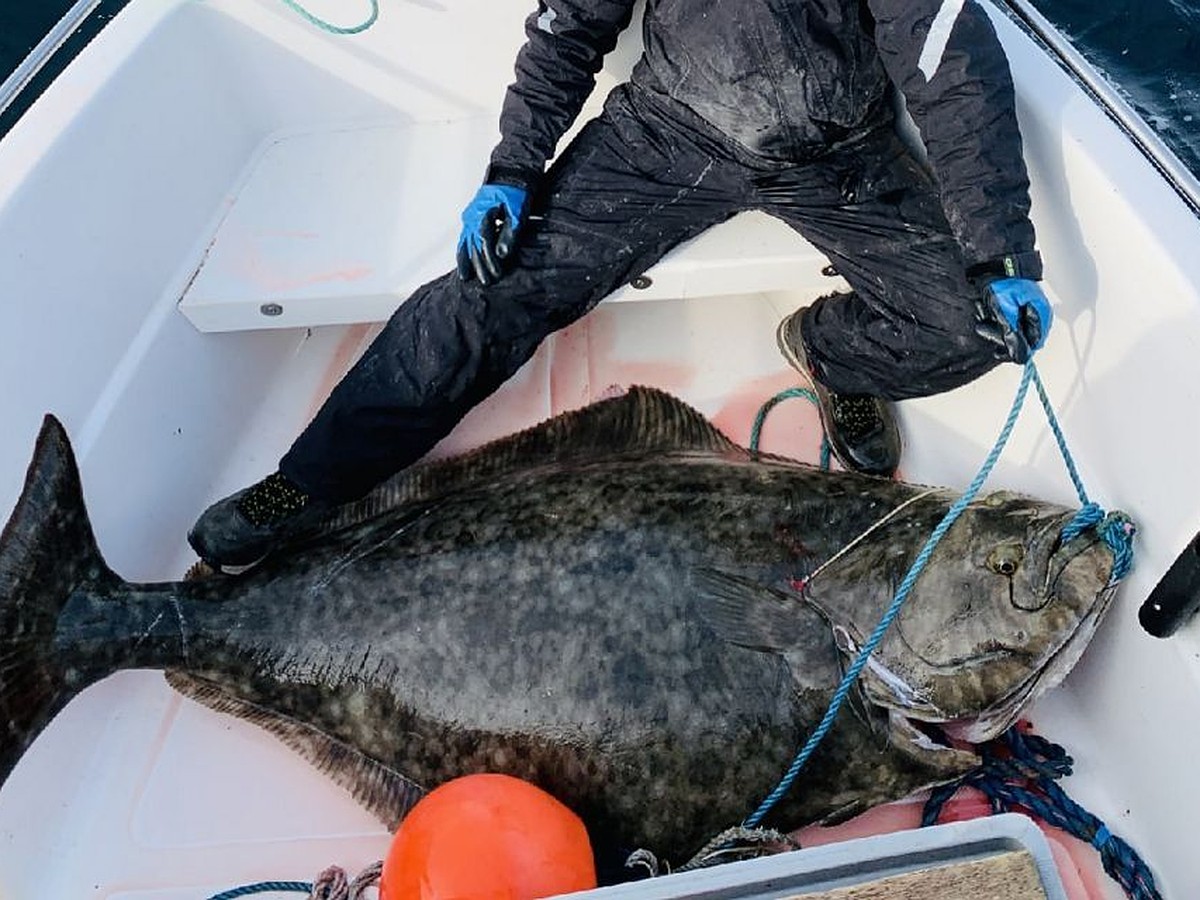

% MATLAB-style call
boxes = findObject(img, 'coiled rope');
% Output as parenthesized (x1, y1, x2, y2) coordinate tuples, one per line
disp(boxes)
(923, 727, 1163, 900)
(206, 862, 381, 900)
(749, 386, 832, 470)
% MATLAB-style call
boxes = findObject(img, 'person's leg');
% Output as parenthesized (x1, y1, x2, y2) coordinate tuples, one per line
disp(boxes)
(764, 126, 1003, 398)
(760, 125, 1005, 475)
(189, 88, 747, 566)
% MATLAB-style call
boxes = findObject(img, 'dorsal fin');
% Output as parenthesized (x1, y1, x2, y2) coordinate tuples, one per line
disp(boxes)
(315, 386, 746, 534)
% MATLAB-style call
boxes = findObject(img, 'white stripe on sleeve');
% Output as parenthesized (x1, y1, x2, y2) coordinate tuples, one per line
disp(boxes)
(918, 0, 966, 80)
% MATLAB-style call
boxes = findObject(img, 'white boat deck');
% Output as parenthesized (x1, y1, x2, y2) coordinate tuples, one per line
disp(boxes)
(0, 1, 1198, 898)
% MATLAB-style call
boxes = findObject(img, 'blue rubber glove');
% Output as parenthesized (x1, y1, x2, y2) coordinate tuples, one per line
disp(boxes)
(976, 277, 1053, 365)
(456, 183, 528, 286)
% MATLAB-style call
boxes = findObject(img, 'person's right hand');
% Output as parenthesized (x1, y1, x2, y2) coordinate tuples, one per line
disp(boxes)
(456, 183, 528, 286)
(975, 277, 1054, 365)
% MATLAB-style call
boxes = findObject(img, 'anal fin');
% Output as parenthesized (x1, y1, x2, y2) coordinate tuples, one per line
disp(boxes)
(165, 671, 425, 829)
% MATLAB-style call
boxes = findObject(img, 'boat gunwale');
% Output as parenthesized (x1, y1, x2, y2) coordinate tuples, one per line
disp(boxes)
(0, 0, 105, 119)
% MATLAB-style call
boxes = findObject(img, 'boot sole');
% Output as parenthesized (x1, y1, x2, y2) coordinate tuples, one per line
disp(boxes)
(775, 314, 812, 383)
(775, 314, 847, 468)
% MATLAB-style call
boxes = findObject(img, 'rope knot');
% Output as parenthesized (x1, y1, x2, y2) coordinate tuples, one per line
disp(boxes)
(309, 863, 381, 900)
(310, 866, 348, 900)
(1057, 506, 1136, 585)
(1060, 502, 1104, 544)
(1100, 512, 1137, 583)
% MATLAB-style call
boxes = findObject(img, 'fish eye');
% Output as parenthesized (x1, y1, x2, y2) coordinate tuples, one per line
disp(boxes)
(987, 543, 1025, 577)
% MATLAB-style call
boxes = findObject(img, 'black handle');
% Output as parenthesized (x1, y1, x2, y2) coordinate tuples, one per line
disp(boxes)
(1139, 530, 1200, 638)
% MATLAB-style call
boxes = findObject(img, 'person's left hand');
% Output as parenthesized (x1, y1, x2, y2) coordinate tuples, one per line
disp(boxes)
(975, 277, 1053, 365)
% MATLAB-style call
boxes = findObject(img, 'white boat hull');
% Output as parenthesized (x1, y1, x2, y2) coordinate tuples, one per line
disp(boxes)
(0, 2, 1195, 896)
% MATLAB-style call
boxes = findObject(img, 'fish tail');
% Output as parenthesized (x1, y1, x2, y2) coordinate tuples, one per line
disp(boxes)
(0, 415, 115, 786)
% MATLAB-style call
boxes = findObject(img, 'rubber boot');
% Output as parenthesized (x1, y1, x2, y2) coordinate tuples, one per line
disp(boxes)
(776, 308, 901, 478)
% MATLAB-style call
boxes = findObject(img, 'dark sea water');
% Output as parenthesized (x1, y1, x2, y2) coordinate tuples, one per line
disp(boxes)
(1, 0, 1199, 176)
(0, 6, 66, 69)
(0, 0, 128, 135)
(1032, 0, 1200, 178)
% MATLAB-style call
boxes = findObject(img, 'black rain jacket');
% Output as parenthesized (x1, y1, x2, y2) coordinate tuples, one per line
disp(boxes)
(487, 0, 1037, 270)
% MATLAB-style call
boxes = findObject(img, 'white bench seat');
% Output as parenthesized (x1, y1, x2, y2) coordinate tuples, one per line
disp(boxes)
(177, 121, 846, 333)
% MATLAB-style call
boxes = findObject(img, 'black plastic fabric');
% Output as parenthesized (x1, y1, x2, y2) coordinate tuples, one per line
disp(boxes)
(491, 0, 1036, 265)
(280, 86, 1006, 501)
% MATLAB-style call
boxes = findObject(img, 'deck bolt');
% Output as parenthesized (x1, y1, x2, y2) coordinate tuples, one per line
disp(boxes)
(260, 303, 284, 317)
(630, 275, 653, 290)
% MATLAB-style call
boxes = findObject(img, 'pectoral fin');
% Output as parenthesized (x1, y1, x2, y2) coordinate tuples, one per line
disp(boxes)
(692, 568, 842, 692)
(166, 671, 425, 829)
(692, 568, 811, 652)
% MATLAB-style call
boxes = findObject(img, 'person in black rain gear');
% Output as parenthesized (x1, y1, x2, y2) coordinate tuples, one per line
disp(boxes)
(189, 0, 1054, 569)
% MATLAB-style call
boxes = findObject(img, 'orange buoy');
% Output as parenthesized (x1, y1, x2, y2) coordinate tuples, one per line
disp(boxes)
(379, 773, 598, 900)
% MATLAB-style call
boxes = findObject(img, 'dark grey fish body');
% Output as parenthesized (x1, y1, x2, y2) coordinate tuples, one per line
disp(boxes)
(1, 388, 1122, 865)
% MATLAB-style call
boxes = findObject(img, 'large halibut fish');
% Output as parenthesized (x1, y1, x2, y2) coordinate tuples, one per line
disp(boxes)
(0, 388, 1122, 864)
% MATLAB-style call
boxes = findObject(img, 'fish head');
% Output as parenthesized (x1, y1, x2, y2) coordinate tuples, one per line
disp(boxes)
(828, 489, 1128, 744)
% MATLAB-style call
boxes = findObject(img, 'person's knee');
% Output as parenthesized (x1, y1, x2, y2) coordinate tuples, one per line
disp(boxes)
(798, 286, 1005, 400)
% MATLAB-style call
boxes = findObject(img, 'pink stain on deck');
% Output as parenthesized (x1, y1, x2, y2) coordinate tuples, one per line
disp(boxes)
(433, 316, 645, 458)
(427, 314, 709, 462)
(228, 232, 374, 294)
(429, 342, 557, 459)
(304, 323, 381, 424)
(582, 309, 699, 397)
(587, 358, 699, 398)
(247, 261, 375, 294)
(547, 319, 595, 415)
(710, 370, 828, 464)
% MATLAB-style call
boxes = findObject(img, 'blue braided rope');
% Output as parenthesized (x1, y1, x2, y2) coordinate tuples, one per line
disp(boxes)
(1101, 513, 1136, 581)
(923, 728, 1163, 900)
(1026, 366, 1137, 580)
(744, 365, 1037, 827)
(1030, 366, 1091, 504)
(748, 386, 832, 470)
(279, 0, 379, 34)
(206, 881, 312, 899)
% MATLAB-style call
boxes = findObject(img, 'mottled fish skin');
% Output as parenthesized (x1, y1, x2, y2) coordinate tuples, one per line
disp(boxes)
(1, 388, 1122, 865)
